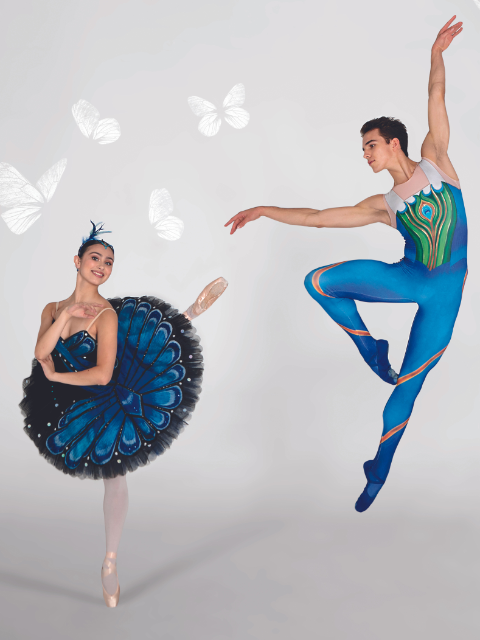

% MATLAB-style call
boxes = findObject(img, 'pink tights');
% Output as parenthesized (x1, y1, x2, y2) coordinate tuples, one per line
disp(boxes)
(102, 475, 128, 594)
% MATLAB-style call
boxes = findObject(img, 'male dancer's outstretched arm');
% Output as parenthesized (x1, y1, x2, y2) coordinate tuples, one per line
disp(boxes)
(225, 195, 390, 232)
(225, 18, 462, 236)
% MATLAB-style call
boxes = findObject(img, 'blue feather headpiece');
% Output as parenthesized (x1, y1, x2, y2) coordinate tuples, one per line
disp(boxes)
(80, 220, 114, 253)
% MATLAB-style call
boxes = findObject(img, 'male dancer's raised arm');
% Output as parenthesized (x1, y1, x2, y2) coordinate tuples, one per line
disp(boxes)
(421, 16, 462, 178)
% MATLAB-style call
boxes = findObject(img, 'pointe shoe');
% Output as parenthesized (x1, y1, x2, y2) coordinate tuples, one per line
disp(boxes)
(101, 551, 120, 608)
(184, 277, 228, 320)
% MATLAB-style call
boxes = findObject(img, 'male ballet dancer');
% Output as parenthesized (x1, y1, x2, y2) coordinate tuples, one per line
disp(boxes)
(226, 17, 467, 511)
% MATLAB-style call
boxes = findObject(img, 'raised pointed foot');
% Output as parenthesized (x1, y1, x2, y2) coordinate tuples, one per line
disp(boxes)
(184, 277, 228, 321)
(387, 368, 398, 385)
(371, 339, 398, 385)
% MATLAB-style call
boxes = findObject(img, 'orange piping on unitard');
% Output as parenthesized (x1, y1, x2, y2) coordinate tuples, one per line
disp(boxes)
(311, 262, 371, 336)
(462, 270, 468, 293)
(396, 346, 447, 386)
(380, 418, 409, 444)
(337, 323, 371, 337)
(311, 262, 346, 298)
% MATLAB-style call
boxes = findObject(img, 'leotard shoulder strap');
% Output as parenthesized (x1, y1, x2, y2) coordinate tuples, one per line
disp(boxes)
(419, 157, 460, 190)
(86, 307, 116, 332)
(383, 159, 461, 230)
(55, 301, 59, 312)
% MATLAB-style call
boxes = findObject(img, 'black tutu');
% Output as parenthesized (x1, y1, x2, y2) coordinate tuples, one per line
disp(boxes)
(20, 296, 203, 479)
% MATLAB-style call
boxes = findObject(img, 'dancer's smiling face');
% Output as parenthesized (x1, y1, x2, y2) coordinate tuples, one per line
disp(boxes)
(74, 243, 114, 286)
(362, 128, 401, 173)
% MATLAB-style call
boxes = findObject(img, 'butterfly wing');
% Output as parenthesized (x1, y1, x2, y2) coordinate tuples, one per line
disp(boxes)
(187, 96, 217, 116)
(154, 216, 184, 241)
(72, 99, 100, 138)
(222, 83, 246, 109)
(1, 205, 42, 234)
(224, 107, 250, 129)
(149, 189, 184, 241)
(198, 114, 221, 137)
(149, 188, 173, 224)
(0, 162, 44, 207)
(188, 96, 221, 137)
(222, 83, 249, 129)
(35, 158, 67, 202)
(92, 118, 121, 144)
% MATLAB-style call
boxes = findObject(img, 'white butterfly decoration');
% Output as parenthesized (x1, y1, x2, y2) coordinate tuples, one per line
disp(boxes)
(0, 159, 67, 234)
(188, 83, 250, 137)
(72, 99, 121, 144)
(149, 189, 184, 241)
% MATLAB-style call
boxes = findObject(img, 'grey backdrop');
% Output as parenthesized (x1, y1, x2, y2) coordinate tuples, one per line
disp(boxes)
(1, 0, 480, 638)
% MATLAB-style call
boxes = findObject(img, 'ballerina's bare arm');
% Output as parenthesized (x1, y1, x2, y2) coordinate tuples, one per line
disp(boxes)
(34, 301, 103, 360)
(38, 308, 118, 386)
(225, 195, 390, 233)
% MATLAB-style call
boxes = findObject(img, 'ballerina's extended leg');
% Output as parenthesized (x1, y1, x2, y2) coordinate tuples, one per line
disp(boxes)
(102, 474, 129, 607)
(183, 277, 228, 320)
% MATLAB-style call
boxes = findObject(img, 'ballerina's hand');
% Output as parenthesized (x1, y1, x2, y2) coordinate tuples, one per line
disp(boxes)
(38, 354, 56, 381)
(225, 207, 262, 235)
(65, 302, 103, 319)
(433, 15, 463, 52)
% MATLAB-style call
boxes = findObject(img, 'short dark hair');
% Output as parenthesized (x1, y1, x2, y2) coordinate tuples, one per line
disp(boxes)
(360, 116, 409, 158)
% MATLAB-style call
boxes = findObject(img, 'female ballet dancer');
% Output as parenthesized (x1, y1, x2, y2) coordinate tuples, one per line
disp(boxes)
(20, 221, 228, 607)
(225, 16, 467, 512)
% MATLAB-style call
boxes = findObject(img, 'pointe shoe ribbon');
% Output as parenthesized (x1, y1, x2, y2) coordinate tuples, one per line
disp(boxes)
(184, 277, 228, 320)
(101, 551, 120, 608)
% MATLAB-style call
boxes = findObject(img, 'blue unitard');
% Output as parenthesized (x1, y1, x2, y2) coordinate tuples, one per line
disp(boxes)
(304, 158, 468, 511)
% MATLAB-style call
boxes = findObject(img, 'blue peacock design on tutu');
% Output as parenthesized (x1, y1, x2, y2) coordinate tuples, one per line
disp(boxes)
(21, 296, 203, 479)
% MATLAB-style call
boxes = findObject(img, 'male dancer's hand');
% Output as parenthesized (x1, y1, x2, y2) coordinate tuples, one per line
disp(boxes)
(225, 207, 262, 234)
(433, 15, 462, 52)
